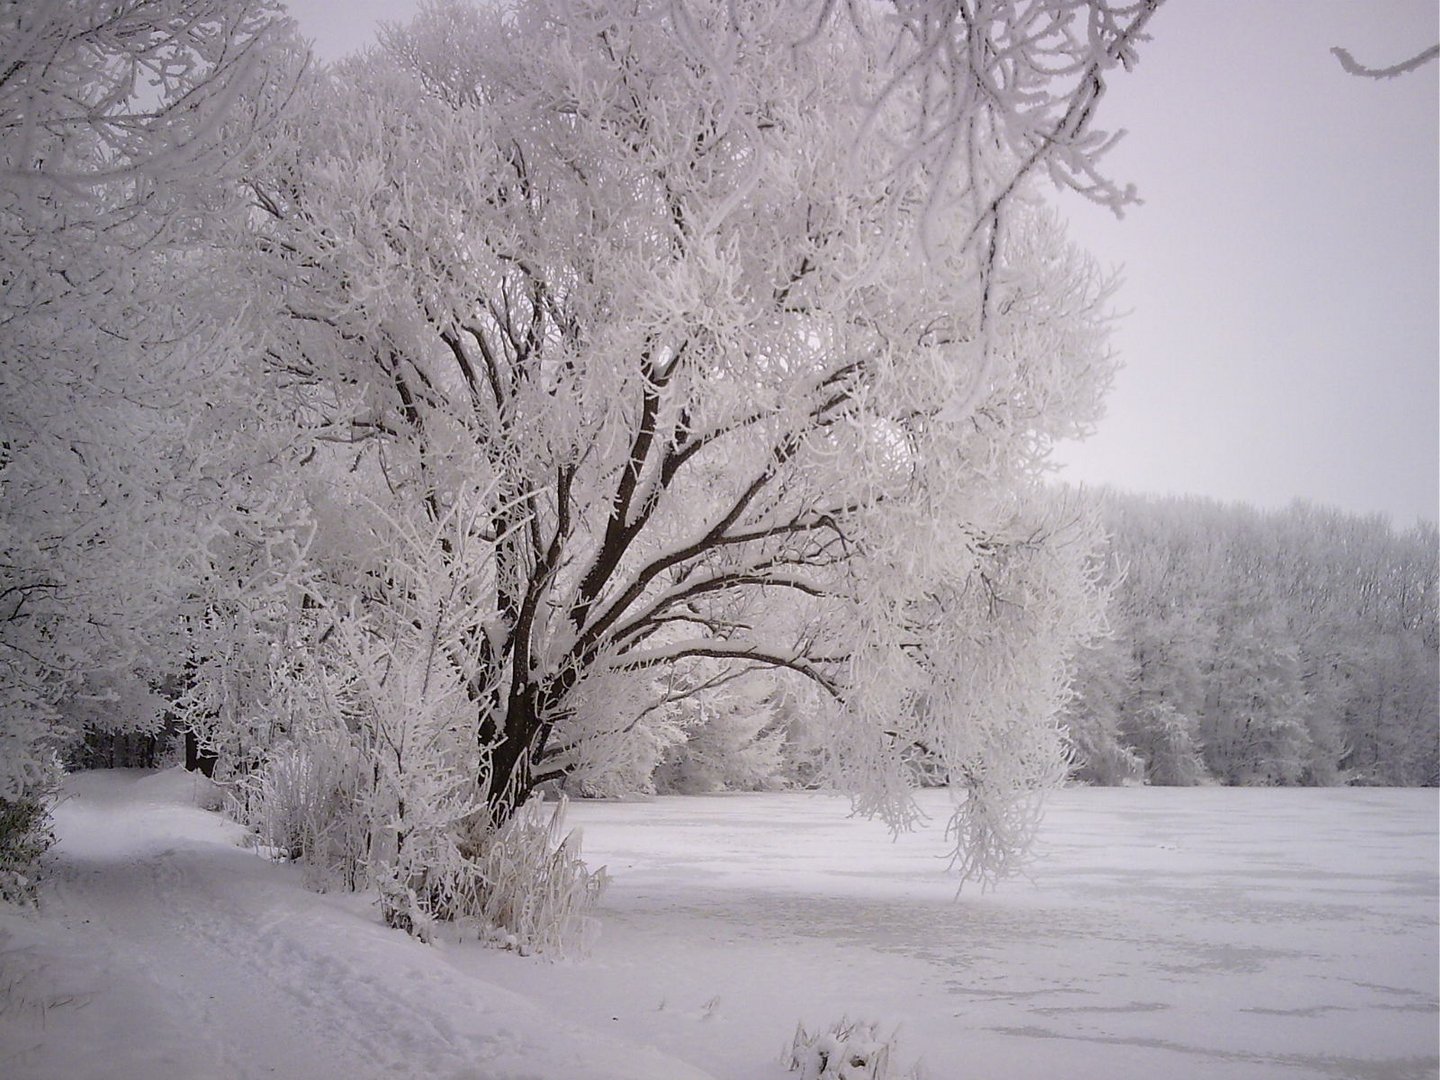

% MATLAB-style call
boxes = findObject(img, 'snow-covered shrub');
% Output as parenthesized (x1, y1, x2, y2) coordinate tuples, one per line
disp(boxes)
(465, 798, 608, 958)
(654, 716, 787, 794)
(786, 1018, 923, 1080)
(378, 797, 607, 957)
(368, 732, 489, 945)
(0, 762, 60, 905)
(192, 479, 610, 954)
(234, 737, 369, 890)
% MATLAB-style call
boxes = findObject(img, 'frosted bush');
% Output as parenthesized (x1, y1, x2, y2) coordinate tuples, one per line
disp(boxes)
(0, 795, 55, 906)
(466, 798, 608, 958)
(786, 1018, 924, 1080)
(234, 738, 369, 891)
(0, 753, 60, 905)
(377, 797, 607, 957)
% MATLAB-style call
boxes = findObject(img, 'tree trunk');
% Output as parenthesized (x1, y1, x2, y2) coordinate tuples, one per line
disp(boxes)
(184, 731, 218, 778)
(479, 683, 552, 825)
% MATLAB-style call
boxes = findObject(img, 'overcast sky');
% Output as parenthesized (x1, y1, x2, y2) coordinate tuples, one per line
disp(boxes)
(286, 0, 1439, 526)
(1056, 1, 1438, 527)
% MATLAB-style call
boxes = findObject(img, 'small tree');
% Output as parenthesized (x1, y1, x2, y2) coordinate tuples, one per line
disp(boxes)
(653, 670, 789, 794)
(1125, 700, 1208, 787)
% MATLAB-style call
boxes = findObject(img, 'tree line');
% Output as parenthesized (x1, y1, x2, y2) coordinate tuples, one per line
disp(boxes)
(1064, 491, 1438, 788)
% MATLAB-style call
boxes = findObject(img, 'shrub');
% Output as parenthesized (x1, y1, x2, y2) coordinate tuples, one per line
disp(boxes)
(786, 1017, 924, 1080)
(379, 797, 608, 957)
(232, 737, 369, 891)
(0, 780, 58, 905)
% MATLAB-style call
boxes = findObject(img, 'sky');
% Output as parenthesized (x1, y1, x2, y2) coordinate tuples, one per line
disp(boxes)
(1055, 1, 1439, 528)
(285, 0, 1439, 527)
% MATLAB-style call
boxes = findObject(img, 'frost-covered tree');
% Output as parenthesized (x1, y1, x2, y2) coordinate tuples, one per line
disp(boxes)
(220, 0, 1123, 895)
(1065, 632, 1142, 785)
(651, 669, 788, 794)
(1122, 700, 1205, 787)
(1064, 490, 1440, 787)
(0, 0, 296, 868)
(1199, 594, 1308, 786)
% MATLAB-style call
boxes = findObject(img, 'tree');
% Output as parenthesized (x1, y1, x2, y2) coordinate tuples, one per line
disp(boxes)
(1064, 632, 1143, 785)
(217, 0, 1120, 903)
(652, 668, 789, 795)
(0, 2, 296, 822)
(1124, 700, 1206, 786)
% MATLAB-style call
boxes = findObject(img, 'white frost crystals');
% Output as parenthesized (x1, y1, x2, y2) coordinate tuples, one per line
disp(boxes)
(4, 0, 1142, 935)
(787, 1017, 925, 1080)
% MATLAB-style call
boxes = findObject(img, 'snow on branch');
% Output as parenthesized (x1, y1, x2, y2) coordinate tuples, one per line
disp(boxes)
(1331, 43, 1439, 80)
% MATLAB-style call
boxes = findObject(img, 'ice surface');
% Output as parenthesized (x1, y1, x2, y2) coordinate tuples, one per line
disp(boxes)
(2, 773, 1435, 1080)
(481, 788, 1440, 1079)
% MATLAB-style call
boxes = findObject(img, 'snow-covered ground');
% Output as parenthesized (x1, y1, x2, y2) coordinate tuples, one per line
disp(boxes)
(3, 771, 1436, 1080)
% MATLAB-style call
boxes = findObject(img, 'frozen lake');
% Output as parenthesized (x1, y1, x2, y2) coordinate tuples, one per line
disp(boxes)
(476, 787, 1440, 1079)
(3, 775, 1435, 1079)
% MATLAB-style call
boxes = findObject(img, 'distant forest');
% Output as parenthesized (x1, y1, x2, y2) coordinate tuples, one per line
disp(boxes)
(1064, 491, 1439, 788)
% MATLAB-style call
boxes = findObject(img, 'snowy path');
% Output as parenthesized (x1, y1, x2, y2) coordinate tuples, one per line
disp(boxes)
(0, 769, 715, 1080)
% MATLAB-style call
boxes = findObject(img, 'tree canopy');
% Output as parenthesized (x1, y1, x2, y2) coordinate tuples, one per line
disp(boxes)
(4, 0, 1158, 926)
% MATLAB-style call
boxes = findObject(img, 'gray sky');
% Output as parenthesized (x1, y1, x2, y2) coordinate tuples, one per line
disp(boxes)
(1055, 1, 1438, 527)
(286, 0, 1440, 526)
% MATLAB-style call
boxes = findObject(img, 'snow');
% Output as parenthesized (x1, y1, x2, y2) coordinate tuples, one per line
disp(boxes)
(0, 769, 712, 1080)
(4, 772, 1436, 1080)
(485, 788, 1440, 1079)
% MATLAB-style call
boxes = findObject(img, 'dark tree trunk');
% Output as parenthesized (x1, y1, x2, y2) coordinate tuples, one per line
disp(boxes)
(479, 680, 557, 825)
(184, 731, 218, 778)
